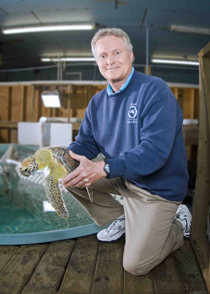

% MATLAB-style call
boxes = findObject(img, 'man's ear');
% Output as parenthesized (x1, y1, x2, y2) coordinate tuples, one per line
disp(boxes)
(130, 50, 134, 62)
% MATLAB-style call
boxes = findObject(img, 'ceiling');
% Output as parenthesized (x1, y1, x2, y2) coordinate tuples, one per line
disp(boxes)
(0, 0, 209, 75)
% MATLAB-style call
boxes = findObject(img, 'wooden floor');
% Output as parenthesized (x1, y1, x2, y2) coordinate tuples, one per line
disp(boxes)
(0, 235, 208, 294)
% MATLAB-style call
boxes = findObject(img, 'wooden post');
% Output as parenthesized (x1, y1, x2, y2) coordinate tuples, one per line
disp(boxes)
(31, 85, 35, 121)
(144, 66, 151, 75)
(20, 85, 26, 121)
(190, 42, 210, 293)
(8, 87, 12, 142)
(67, 85, 72, 123)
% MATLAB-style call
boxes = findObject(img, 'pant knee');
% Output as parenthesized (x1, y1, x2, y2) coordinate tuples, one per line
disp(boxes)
(123, 258, 150, 276)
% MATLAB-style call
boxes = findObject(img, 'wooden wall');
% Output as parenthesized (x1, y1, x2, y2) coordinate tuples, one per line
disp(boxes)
(0, 84, 106, 144)
(171, 87, 199, 161)
(0, 82, 199, 160)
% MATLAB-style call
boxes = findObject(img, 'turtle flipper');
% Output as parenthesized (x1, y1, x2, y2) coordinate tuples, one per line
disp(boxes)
(45, 175, 69, 219)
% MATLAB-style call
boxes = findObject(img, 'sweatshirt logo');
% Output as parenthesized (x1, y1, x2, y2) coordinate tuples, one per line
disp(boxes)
(128, 105, 138, 119)
(128, 104, 138, 124)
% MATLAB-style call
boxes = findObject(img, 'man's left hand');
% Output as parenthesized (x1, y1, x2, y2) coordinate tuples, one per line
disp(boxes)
(61, 150, 106, 188)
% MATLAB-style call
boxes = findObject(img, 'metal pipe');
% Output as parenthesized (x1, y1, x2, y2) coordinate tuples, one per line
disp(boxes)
(146, 26, 149, 75)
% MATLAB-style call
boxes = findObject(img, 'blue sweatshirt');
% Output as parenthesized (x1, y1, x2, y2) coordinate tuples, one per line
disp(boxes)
(68, 70, 189, 202)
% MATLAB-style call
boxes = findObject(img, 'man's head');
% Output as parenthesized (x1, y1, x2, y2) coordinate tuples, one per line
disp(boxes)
(91, 28, 134, 61)
(91, 28, 134, 90)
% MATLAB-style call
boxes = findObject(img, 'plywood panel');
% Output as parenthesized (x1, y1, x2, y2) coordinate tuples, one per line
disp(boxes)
(25, 86, 32, 122)
(11, 86, 22, 121)
(0, 86, 11, 120)
(34, 89, 41, 122)
(194, 89, 200, 119)
(0, 86, 11, 142)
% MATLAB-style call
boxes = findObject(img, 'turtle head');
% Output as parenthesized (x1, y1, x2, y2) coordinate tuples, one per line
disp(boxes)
(19, 156, 39, 177)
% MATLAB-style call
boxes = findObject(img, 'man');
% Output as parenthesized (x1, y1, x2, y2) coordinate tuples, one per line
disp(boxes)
(61, 28, 192, 275)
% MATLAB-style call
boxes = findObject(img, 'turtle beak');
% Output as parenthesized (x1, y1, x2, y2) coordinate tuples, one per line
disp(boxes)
(19, 165, 30, 177)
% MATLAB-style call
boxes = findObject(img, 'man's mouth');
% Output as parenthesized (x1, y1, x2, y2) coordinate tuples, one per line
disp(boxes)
(107, 67, 119, 70)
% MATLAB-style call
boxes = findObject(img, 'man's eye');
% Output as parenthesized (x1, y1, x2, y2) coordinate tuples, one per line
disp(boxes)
(116, 51, 120, 55)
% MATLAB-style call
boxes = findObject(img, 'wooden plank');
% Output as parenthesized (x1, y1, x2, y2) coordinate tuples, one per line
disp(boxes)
(202, 57, 210, 132)
(191, 55, 210, 236)
(92, 240, 124, 294)
(11, 86, 21, 121)
(22, 240, 75, 294)
(0, 86, 11, 142)
(194, 89, 200, 119)
(0, 121, 18, 128)
(58, 292, 87, 294)
(34, 88, 41, 122)
(59, 235, 99, 294)
(22, 287, 57, 294)
(30, 85, 35, 121)
(190, 234, 210, 293)
(152, 253, 187, 294)
(171, 88, 179, 100)
(190, 291, 209, 294)
(199, 42, 210, 58)
(67, 85, 72, 123)
(0, 243, 49, 294)
(124, 270, 156, 294)
(180, 88, 194, 118)
(20, 85, 26, 121)
(174, 240, 207, 292)
(182, 125, 199, 146)
(0, 246, 19, 272)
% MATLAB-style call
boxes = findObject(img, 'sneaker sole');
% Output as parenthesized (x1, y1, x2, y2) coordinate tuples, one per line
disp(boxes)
(97, 232, 125, 243)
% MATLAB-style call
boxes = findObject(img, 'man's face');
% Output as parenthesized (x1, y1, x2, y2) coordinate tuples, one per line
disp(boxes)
(95, 35, 133, 87)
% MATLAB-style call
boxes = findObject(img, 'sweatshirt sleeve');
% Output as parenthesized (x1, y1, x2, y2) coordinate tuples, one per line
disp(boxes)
(107, 81, 182, 180)
(67, 109, 100, 160)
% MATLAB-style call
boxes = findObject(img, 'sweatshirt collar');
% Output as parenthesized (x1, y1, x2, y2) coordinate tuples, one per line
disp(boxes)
(107, 67, 134, 96)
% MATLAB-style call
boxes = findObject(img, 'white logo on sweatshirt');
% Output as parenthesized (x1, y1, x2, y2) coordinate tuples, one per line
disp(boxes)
(128, 104, 138, 123)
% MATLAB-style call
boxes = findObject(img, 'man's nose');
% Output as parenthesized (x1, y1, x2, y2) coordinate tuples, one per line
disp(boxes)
(106, 54, 115, 65)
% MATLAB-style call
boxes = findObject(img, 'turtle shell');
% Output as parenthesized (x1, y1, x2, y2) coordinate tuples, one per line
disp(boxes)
(45, 147, 79, 175)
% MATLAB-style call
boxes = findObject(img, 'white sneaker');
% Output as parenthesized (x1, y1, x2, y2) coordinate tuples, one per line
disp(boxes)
(97, 213, 125, 242)
(175, 204, 192, 238)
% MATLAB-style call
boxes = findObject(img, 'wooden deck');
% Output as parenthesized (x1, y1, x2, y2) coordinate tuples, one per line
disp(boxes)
(0, 235, 208, 294)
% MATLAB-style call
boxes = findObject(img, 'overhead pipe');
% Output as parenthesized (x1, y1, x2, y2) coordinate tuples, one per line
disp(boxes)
(146, 25, 149, 75)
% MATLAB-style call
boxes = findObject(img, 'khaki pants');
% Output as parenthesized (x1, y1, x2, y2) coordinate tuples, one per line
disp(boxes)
(68, 176, 184, 275)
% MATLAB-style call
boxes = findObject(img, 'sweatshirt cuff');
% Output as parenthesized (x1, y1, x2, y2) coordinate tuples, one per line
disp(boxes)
(106, 157, 125, 178)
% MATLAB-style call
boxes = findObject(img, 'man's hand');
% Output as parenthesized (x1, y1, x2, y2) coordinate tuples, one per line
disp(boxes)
(61, 151, 107, 188)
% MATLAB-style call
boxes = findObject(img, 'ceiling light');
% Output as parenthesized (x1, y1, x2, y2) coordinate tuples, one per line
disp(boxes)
(2, 23, 95, 34)
(41, 91, 61, 108)
(151, 59, 199, 66)
(41, 57, 95, 62)
(171, 25, 210, 35)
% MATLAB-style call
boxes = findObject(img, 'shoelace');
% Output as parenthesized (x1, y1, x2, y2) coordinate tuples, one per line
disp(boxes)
(107, 218, 125, 233)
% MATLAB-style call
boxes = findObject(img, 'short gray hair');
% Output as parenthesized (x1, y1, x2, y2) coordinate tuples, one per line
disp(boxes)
(91, 28, 134, 61)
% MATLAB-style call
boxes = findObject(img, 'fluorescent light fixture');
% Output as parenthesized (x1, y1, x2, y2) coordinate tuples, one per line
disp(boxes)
(171, 25, 210, 35)
(41, 57, 95, 62)
(151, 59, 199, 66)
(41, 90, 61, 108)
(2, 23, 95, 34)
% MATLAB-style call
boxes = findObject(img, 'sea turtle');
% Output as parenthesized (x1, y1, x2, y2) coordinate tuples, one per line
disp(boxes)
(19, 146, 93, 219)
